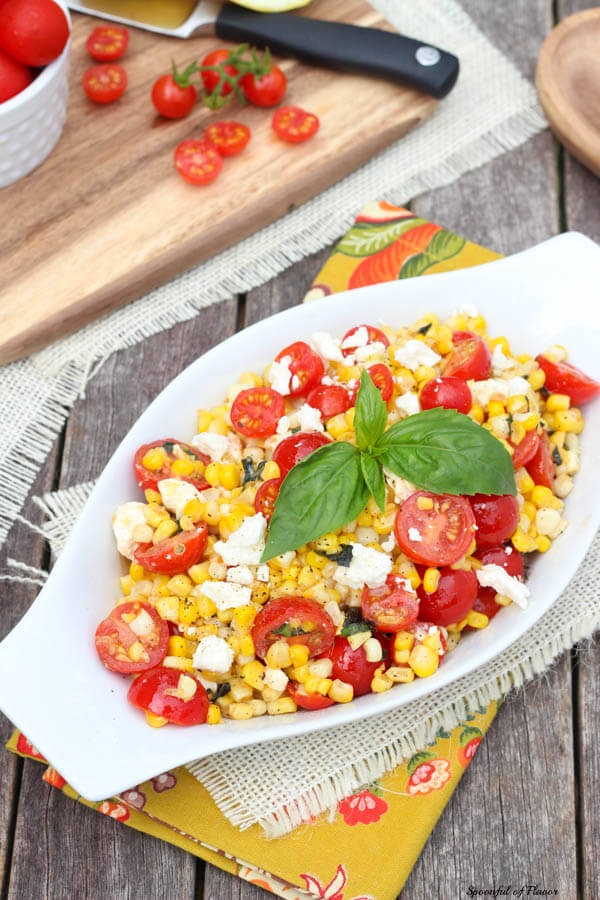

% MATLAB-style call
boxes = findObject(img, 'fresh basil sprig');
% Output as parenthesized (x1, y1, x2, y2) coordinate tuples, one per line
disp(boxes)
(260, 370, 516, 562)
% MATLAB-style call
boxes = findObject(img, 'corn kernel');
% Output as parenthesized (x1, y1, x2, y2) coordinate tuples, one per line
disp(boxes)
(487, 400, 505, 418)
(466, 610, 489, 629)
(315, 533, 339, 553)
(326, 413, 348, 439)
(328, 679, 354, 703)
(491, 335, 510, 354)
(520, 412, 540, 432)
(248, 699, 267, 717)
(289, 644, 309, 667)
(168, 635, 189, 657)
(144, 488, 162, 504)
(155, 596, 179, 622)
(145, 712, 168, 728)
(178, 597, 198, 625)
(345, 407, 356, 428)
(128, 641, 149, 663)
(511, 528, 538, 553)
(530, 486, 563, 510)
(536, 535, 551, 552)
(364, 638, 383, 663)
(168, 574, 193, 598)
(142, 447, 166, 471)
(469, 403, 484, 424)
(469, 314, 487, 336)
(422, 567, 440, 594)
(357, 509, 373, 527)
(251, 584, 270, 605)
(546, 393, 570, 412)
(267, 698, 297, 715)
(436, 325, 454, 355)
(415, 365, 438, 385)
(408, 643, 439, 678)
(387, 666, 415, 683)
(506, 394, 528, 415)
(393, 631, 415, 654)
(515, 469, 535, 494)
(262, 460, 280, 480)
(240, 634, 255, 656)
(228, 702, 253, 720)
(171, 458, 195, 478)
(207, 704, 221, 724)
(241, 660, 265, 690)
(528, 368, 546, 390)
(371, 672, 393, 693)
(510, 422, 526, 445)
(233, 605, 257, 629)
(554, 408, 583, 434)
(153, 518, 179, 545)
(144, 504, 170, 528)
(304, 675, 321, 695)
(162, 656, 194, 672)
(289, 664, 309, 684)
(220, 463, 240, 490)
(196, 409, 213, 431)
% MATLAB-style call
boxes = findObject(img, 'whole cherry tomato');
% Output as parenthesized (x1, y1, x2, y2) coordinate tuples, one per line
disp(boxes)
(272, 432, 330, 477)
(469, 493, 519, 548)
(327, 636, 382, 697)
(201, 48, 237, 97)
(275, 341, 324, 397)
(306, 383, 351, 420)
(152, 73, 196, 119)
(417, 568, 478, 626)
(240, 64, 286, 106)
(472, 545, 524, 621)
(0, 46, 31, 102)
(420, 376, 472, 414)
(0, 0, 69, 67)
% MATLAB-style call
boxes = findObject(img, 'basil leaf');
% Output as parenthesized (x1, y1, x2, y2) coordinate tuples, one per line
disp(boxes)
(374, 407, 516, 496)
(316, 544, 353, 566)
(272, 624, 306, 637)
(341, 621, 373, 637)
(354, 370, 387, 451)
(261, 442, 370, 561)
(360, 453, 385, 513)
(241, 457, 266, 486)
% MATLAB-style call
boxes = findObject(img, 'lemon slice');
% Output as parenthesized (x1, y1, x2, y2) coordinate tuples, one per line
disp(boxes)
(228, 0, 313, 11)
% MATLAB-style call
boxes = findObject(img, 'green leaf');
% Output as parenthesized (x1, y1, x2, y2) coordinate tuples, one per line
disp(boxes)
(336, 218, 426, 258)
(398, 229, 466, 280)
(241, 457, 266, 486)
(316, 544, 353, 566)
(261, 442, 370, 561)
(341, 620, 373, 637)
(354, 370, 387, 451)
(373, 408, 516, 496)
(361, 453, 385, 513)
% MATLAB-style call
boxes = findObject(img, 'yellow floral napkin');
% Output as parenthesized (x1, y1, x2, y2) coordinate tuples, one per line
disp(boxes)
(8, 203, 503, 900)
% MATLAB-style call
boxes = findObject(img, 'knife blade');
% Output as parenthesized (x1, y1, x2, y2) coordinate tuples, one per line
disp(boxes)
(67, 2, 459, 99)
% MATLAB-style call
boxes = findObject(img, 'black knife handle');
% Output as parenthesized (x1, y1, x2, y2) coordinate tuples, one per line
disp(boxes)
(214, 6, 458, 99)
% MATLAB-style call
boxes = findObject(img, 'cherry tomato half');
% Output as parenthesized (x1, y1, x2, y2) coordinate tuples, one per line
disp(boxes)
(95, 601, 168, 674)
(349, 364, 394, 406)
(341, 324, 390, 357)
(361, 574, 419, 632)
(272, 432, 330, 477)
(174, 140, 223, 185)
(128, 666, 209, 725)
(204, 120, 250, 157)
(0, 47, 31, 102)
(201, 48, 237, 97)
(420, 376, 472, 414)
(152, 73, 196, 119)
(469, 493, 519, 549)
(82, 63, 127, 104)
(252, 597, 336, 660)
(326, 635, 384, 697)
(272, 105, 319, 143)
(536, 354, 600, 405)
(0, 0, 70, 67)
(134, 522, 208, 575)
(275, 341, 324, 397)
(86, 26, 129, 61)
(444, 331, 491, 381)
(417, 568, 478, 626)
(230, 386, 285, 438)
(509, 428, 539, 470)
(254, 476, 283, 519)
(287, 681, 334, 710)
(525, 429, 554, 489)
(394, 491, 476, 566)
(240, 64, 286, 107)
(306, 383, 351, 420)
(472, 545, 524, 621)
(133, 439, 210, 492)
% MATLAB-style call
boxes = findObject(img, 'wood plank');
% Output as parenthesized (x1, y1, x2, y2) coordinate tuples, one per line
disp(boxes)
(0, 0, 438, 365)
(6, 303, 236, 899)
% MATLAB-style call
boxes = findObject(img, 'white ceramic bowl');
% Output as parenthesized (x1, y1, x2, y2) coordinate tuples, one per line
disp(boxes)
(0, 0, 71, 189)
(0, 232, 599, 801)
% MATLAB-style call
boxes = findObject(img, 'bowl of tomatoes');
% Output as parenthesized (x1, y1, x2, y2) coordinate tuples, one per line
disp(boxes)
(0, 0, 71, 188)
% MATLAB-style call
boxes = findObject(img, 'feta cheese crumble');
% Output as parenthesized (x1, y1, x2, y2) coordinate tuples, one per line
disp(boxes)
(311, 332, 344, 363)
(192, 635, 234, 673)
(214, 513, 267, 566)
(476, 564, 530, 609)
(333, 542, 392, 590)
(112, 502, 148, 560)
(200, 581, 252, 610)
(393, 339, 441, 371)
(269, 356, 293, 395)
(191, 431, 229, 462)
(158, 478, 202, 521)
(225, 565, 255, 586)
(491, 344, 515, 374)
(384, 469, 417, 504)
(341, 326, 369, 350)
(395, 390, 421, 417)
(264, 667, 289, 692)
(408, 527, 423, 542)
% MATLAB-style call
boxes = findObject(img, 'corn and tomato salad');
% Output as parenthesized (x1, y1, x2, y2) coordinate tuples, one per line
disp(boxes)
(94, 308, 598, 728)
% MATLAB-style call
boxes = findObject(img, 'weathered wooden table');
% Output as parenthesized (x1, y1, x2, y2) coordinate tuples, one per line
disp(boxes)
(1, 1, 598, 897)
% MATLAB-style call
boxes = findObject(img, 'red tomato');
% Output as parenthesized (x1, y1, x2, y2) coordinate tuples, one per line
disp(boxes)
(86, 26, 128, 61)
(472, 545, 524, 621)
(444, 332, 491, 381)
(326, 636, 382, 697)
(394, 491, 476, 566)
(420, 376, 472, 414)
(536, 354, 600, 405)
(0, 0, 69, 67)
(367, 364, 394, 402)
(82, 63, 127, 104)
(230, 386, 285, 438)
(174, 139, 223, 185)
(272, 432, 330, 477)
(127, 666, 209, 725)
(133, 439, 210, 492)
(201, 48, 238, 97)
(275, 341, 324, 397)
(361, 574, 419, 632)
(254, 476, 283, 519)
(252, 597, 336, 660)
(469, 493, 519, 548)
(417, 568, 477, 626)
(525, 429, 555, 488)
(95, 601, 168, 675)
(306, 383, 351, 420)
(204, 120, 250, 157)
(0, 46, 31, 102)
(134, 522, 208, 575)
(509, 428, 539, 470)
(341, 324, 390, 358)
(287, 681, 334, 710)
(240, 64, 286, 106)
(272, 105, 319, 142)
(151, 73, 196, 118)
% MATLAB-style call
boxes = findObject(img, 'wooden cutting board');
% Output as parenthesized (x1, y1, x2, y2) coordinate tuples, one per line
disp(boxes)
(0, 0, 438, 365)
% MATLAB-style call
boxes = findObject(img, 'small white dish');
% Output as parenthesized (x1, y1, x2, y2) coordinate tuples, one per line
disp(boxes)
(0, 0, 71, 189)
(1, 232, 599, 801)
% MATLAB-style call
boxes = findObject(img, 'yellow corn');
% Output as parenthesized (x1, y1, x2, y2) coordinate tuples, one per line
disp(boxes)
(240, 634, 255, 656)
(155, 596, 180, 622)
(515, 469, 535, 495)
(267, 698, 297, 715)
(178, 597, 198, 625)
(171, 458, 195, 478)
(167, 574, 192, 598)
(142, 447, 166, 470)
(153, 518, 179, 545)
(220, 463, 240, 490)
(370, 671, 393, 693)
(120, 575, 133, 596)
(233, 605, 257, 629)
(554, 408, 583, 434)
(241, 660, 265, 691)
(386, 666, 415, 683)
(469, 314, 487, 336)
(422, 567, 441, 594)
(217, 608, 234, 624)
(506, 394, 528, 415)
(207, 704, 221, 725)
(356, 509, 373, 527)
(167, 635, 190, 657)
(510, 422, 526, 445)
(328, 679, 354, 703)
(511, 528, 538, 553)
(528, 368, 546, 390)
(546, 393, 570, 412)
(144, 504, 170, 527)
(196, 409, 213, 431)
(466, 610, 489, 629)
(128, 641, 148, 663)
(326, 414, 348, 439)
(127, 563, 144, 583)
(219, 509, 247, 540)
(266, 640, 292, 669)
(144, 488, 162, 504)
(314, 533, 339, 553)
(530, 485, 563, 510)
(188, 562, 210, 585)
(251, 584, 270, 605)
(289, 644, 309, 667)
(393, 631, 415, 654)
(228, 702, 254, 720)
(536, 535, 551, 552)
(487, 400, 505, 418)
(262, 459, 280, 480)
(298, 564, 319, 590)
(436, 325, 454, 355)
(521, 412, 540, 431)
(248, 699, 267, 717)
(408, 644, 439, 678)
(204, 462, 221, 487)
(289, 664, 309, 684)
(345, 408, 356, 429)
(469, 403, 484, 424)
(162, 656, 194, 672)
(195, 595, 217, 618)
(145, 712, 168, 728)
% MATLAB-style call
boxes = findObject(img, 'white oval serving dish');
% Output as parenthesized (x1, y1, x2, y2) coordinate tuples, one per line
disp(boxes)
(1, 231, 599, 800)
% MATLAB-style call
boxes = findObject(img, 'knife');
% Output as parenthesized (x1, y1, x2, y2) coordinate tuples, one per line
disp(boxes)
(67, 1, 459, 99)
